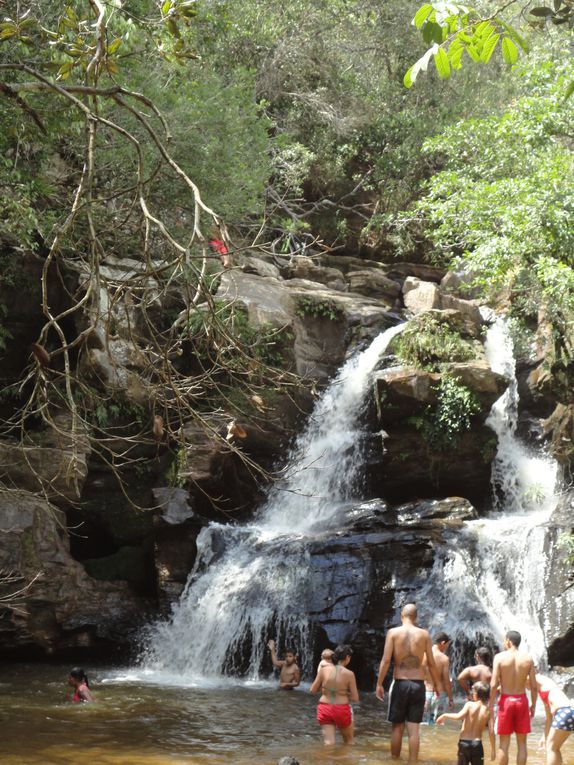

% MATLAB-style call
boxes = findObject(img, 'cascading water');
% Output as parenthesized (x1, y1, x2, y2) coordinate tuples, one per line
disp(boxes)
(144, 324, 405, 682)
(418, 318, 559, 668)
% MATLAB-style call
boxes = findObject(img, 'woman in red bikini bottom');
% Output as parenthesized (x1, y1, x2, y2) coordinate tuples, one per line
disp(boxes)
(310, 644, 359, 745)
(534, 673, 574, 765)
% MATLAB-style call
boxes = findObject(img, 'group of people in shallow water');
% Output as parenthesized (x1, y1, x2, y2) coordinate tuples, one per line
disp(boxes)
(68, 604, 574, 765)
(268, 604, 574, 765)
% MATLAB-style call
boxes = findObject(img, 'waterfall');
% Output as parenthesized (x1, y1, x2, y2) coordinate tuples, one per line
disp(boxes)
(418, 318, 559, 668)
(144, 324, 404, 682)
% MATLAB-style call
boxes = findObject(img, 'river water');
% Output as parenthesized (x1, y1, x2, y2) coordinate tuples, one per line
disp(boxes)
(0, 663, 558, 765)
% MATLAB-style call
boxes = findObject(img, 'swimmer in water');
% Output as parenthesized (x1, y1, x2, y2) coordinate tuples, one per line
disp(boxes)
(68, 668, 94, 703)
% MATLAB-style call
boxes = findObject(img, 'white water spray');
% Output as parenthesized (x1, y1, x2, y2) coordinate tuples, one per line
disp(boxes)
(144, 324, 404, 681)
(419, 319, 559, 665)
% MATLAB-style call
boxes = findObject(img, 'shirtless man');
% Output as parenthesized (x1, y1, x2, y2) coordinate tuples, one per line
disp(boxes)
(490, 631, 537, 765)
(459, 647, 493, 699)
(423, 631, 454, 723)
(268, 640, 301, 690)
(376, 603, 441, 760)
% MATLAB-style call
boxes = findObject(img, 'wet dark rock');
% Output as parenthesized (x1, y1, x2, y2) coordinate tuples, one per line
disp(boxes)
(305, 496, 477, 687)
(545, 490, 574, 666)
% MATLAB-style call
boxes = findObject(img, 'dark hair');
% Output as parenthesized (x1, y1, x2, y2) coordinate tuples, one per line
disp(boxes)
(476, 646, 492, 665)
(332, 644, 353, 665)
(472, 680, 490, 703)
(506, 630, 521, 648)
(69, 667, 89, 687)
(434, 631, 450, 644)
(285, 648, 296, 656)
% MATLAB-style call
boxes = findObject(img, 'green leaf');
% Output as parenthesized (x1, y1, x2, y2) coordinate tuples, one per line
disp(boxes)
(108, 38, 122, 54)
(497, 19, 530, 51)
(480, 32, 500, 63)
(501, 36, 518, 65)
(413, 4, 433, 29)
(464, 41, 481, 62)
(162, 0, 172, 14)
(474, 20, 494, 38)
(564, 80, 574, 100)
(434, 46, 451, 79)
(449, 43, 465, 70)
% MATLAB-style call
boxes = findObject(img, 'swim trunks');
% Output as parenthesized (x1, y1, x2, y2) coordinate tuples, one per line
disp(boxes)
(317, 702, 352, 728)
(423, 690, 448, 724)
(388, 679, 426, 724)
(497, 693, 530, 735)
(457, 738, 484, 765)
(551, 706, 574, 732)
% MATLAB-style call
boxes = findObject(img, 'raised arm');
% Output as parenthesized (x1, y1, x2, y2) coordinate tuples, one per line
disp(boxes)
(458, 667, 472, 699)
(267, 639, 285, 668)
(376, 631, 394, 701)
(425, 633, 441, 694)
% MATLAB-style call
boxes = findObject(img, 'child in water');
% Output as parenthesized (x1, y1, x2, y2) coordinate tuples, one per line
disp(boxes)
(68, 668, 95, 703)
(437, 681, 495, 765)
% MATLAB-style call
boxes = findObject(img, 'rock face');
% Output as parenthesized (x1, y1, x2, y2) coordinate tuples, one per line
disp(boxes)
(1, 244, 570, 669)
(371, 362, 507, 503)
(544, 491, 574, 666)
(0, 489, 149, 655)
(306, 497, 477, 687)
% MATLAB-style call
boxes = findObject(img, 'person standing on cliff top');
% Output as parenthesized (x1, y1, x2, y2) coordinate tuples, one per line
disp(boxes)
(376, 603, 441, 761)
(268, 639, 301, 690)
(490, 630, 537, 765)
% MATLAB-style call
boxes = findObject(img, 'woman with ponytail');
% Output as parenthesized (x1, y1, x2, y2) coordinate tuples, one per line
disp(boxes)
(68, 668, 95, 703)
(310, 644, 359, 745)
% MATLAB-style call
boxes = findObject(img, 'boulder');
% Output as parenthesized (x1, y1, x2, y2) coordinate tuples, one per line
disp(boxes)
(240, 255, 281, 280)
(286, 256, 347, 291)
(346, 270, 401, 301)
(402, 277, 441, 313)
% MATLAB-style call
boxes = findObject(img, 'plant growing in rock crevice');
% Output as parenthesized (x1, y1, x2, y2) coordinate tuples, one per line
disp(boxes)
(296, 296, 343, 321)
(408, 375, 481, 450)
(393, 312, 475, 371)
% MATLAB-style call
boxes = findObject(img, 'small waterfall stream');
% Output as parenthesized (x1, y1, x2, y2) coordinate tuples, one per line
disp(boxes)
(145, 317, 560, 684)
(418, 319, 559, 667)
(145, 324, 405, 681)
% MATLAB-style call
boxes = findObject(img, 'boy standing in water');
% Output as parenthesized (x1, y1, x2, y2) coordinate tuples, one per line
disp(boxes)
(267, 640, 301, 690)
(437, 681, 495, 765)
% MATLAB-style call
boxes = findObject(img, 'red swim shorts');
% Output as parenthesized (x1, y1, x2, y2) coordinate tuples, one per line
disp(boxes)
(497, 693, 531, 735)
(317, 703, 352, 728)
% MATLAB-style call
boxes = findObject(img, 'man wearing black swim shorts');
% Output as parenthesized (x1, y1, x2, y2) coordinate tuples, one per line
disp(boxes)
(376, 604, 440, 761)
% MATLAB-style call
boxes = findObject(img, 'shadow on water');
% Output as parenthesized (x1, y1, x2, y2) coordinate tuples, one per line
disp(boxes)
(0, 663, 568, 765)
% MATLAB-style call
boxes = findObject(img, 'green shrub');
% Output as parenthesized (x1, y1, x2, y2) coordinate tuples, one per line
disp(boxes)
(408, 375, 481, 450)
(394, 313, 475, 371)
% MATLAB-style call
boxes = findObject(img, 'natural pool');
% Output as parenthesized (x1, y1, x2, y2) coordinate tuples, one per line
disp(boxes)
(0, 663, 566, 765)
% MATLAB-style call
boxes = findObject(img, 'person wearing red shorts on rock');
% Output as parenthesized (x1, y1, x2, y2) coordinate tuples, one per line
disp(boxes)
(310, 644, 359, 745)
(489, 631, 537, 765)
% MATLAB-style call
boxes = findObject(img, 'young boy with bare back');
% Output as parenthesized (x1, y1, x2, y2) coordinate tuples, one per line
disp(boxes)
(437, 681, 496, 765)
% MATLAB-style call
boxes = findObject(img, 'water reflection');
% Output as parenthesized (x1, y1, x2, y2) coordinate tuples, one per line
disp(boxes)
(0, 663, 565, 765)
